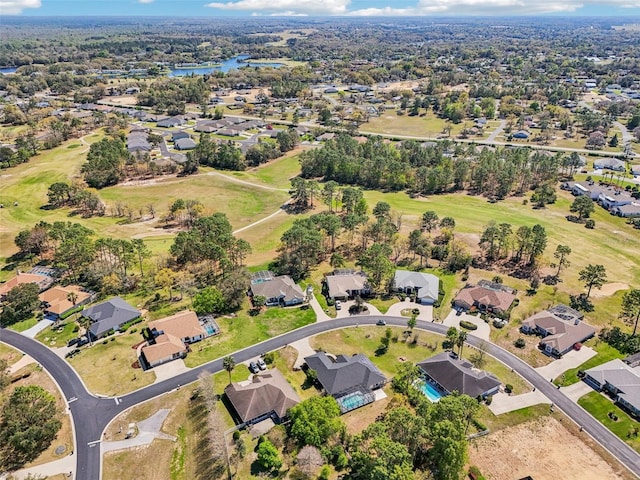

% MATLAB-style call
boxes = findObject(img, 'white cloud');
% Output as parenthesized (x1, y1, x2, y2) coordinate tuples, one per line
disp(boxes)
(350, 0, 639, 15)
(206, 0, 350, 15)
(0, 0, 41, 14)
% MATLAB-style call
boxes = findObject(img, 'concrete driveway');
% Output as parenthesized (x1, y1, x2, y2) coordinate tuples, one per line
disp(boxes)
(561, 381, 595, 402)
(489, 389, 551, 416)
(534, 346, 596, 381)
(21, 319, 55, 339)
(385, 298, 433, 321)
(442, 309, 491, 341)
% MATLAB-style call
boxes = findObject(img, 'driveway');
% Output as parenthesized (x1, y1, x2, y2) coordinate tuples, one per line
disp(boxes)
(534, 347, 596, 381)
(489, 390, 551, 416)
(442, 309, 491, 341)
(21, 319, 55, 339)
(385, 298, 433, 321)
(102, 409, 175, 453)
(561, 381, 595, 402)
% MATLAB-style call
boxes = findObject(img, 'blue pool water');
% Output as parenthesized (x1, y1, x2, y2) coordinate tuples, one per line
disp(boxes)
(204, 325, 216, 336)
(419, 381, 444, 402)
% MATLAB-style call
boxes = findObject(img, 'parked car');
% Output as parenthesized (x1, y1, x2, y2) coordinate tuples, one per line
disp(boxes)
(257, 358, 267, 370)
(67, 337, 81, 348)
(248, 361, 260, 374)
(65, 349, 80, 359)
(376, 319, 386, 326)
(77, 336, 90, 347)
(335, 300, 342, 310)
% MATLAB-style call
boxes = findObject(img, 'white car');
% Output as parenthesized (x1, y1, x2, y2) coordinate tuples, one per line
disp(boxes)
(335, 300, 342, 310)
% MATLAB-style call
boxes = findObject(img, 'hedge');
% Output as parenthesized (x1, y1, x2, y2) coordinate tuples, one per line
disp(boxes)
(60, 305, 84, 320)
(459, 320, 478, 330)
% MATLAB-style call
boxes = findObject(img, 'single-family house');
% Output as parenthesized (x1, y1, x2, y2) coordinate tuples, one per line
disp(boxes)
(157, 116, 185, 128)
(631, 165, 640, 177)
(324, 87, 339, 94)
(174, 138, 196, 150)
(417, 352, 501, 399)
(594, 158, 626, 172)
(171, 131, 190, 142)
(512, 130, 530, 139)
(325, 270, 370, 300)
(0, 272, 55, 298)
(127, 130, 151, 153)
(316, 132, 335, 142)
(304, 352, 386, 413)
(83, 297, 141, 340)
(521, 305, 596, 357)
(140, 310, 210, 369)
(225, 369, 301, 425)
(611, 204, 640, 218)
(250, 272, 305, 306)
(39, 285, 91, 319)
(624, 352, 640, 368)
(453, 282, 516, 314)
(598, 190, 634, 209)
(584, 359, 640, 418)
(393, 270, 440, 305)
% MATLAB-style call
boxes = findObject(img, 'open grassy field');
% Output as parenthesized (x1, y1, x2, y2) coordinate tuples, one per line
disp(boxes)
(578, 391, 640, 453)
(363, 112, 467, 138)
(309, 326, 530, 394)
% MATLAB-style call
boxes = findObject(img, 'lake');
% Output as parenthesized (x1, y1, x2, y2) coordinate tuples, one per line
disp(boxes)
(0, 67, 17, 75)
(167, 55, 284, 77)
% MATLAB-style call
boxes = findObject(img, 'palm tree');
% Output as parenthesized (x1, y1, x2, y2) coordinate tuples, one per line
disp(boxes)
(456, 331, 468, 358)
(223, 356, 236, 385)
(446, 327, 459, 351)
(67, 291, 78, 308)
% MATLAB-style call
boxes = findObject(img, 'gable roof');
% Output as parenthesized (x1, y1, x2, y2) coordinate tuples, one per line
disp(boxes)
(250, 276, 304, 303)
(522, 309, 596, 354)
(148, 310, 206, 341)
(454, 284, 516, 312)
(585, 359, 640, 412)
(141, 333, 186, 365)
(594, 158, 626, 170)
(326, 271, 369, 299)
(304, 352, 386, 396)
(224, 369, 301, 423)
(83, 297, 140, 338)
(394, 270, 439, 302)
(417, 352, 501, 397)
(39, 285, 91, 315)
(174, 138, 197, 150)
(0, 272, 54, 297)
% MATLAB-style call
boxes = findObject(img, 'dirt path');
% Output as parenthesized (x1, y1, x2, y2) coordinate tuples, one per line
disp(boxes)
(469, 416, 629, 480)
(206, 170, 290, 192)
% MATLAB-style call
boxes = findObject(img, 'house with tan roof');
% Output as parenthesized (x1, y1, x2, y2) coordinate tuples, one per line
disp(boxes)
(325, 270, 371, 300)
(250, 272, 305, 307)
(0, 272, 55, 298)
(521, 305, 596, 357)
(39, 285, 91, 319)
(453, 281, 516, 314)
(224, 369, 301, 425)
(140, 310, 212, 369)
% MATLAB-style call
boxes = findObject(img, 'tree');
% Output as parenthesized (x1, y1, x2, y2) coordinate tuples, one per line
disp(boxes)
(621, 289, 640, 336)
(531, 183, 557, 208)
(456, 331, 467, 357)
(193, 286, 225, 315)
(440, 216, 455, 230)
(552, 245, 572, 280)
(570, 195, 595, 221)
(0, 359, 9, 392)
(407, 315, 417, 332)
(421, 211, 439, 235)
(0, 385, 61, 471)
(446, 327, 459, 350)
(222, 356, 236, 385)
(0, 283, 40, 327)
(288, 396, 343, 448)
(155, 268, 176, 300)
(579, 264, 607, 298)
(609, 133, 619, 148)
(357, 243, 394, 291)
(81, 137, 128, 188)
(256, 438, 282, 472)
(132, 239, 151, 277)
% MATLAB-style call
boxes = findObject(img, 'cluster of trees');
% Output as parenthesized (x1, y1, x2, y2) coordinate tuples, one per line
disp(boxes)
(0, 283, 40, 327)
(300, 135, 563, 199)
(81, 136, 130, 188)
(281, 388, 476, 480)
(137, 77, 210, 115)
(0, 382, 61, 471)
(477, 221, 548, 270)
(47, 180, 105, 217)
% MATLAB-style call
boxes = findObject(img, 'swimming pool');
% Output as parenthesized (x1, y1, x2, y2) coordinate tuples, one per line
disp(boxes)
(337, 391, 374, 413)
(418, 380, 444, 402)
(204, 324, 216, 336)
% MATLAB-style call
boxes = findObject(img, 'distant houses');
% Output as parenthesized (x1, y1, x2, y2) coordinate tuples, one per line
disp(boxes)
(225, 369, 301, 425)
(127, 129, 151, 154)
(593, 158, 626, 172)
(157, 116, 185, 128)
(561, 181, 639, 217)
(521, 305, 596, 357)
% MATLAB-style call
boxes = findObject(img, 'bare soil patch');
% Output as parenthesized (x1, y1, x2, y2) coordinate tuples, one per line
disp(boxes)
(591, 282, 629, 298)
(469, 416, 631, 480)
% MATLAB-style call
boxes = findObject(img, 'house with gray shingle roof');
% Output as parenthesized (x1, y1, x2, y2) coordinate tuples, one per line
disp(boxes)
(250, 274, 305, 307)
(174, 138, 196, 150)
(584, 359, 640, 418)
(393, 270, 439, 305)
(304, 352, 386, 398)
(417, 352, 501, 398)
(83, 297, 140, 340)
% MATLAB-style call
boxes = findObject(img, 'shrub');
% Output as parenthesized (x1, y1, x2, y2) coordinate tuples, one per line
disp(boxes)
(263, 352, 276, 365)
(318, 465, 331, 480)
(585, 219, 595, 229)
(459, 320, 478, 330)
(102, 340, 108, 345)
(485, 395, 492, 405)
(471, 419, 487, 431)
(233, 430, 241, 441)
(468, 465, 487, 480)
(514, 338, 526, 348)
(73, 325, 80, 333)
(505, 384, 513, 394)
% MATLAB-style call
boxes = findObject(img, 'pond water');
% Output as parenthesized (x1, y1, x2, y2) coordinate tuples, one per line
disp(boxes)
(167, 55, 284, 77)
(0, 67, 17, 75)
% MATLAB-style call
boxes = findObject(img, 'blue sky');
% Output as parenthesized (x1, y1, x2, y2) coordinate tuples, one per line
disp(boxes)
(3, 0, 640, 17)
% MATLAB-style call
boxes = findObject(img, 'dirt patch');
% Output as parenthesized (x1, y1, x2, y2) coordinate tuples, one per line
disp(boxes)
(342, 388, 391, 435)
(591, 282, 629, 298)
(469, 416, 629, 480)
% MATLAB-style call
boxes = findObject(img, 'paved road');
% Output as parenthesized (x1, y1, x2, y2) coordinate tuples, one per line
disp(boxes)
(2, 316, 640, 480)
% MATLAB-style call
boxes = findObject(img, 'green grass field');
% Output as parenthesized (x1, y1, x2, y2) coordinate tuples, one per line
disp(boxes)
(578, 391, 640, 453)
(554, 340, 624, 386)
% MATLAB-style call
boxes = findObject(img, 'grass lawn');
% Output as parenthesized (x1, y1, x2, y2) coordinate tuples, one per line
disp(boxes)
(475, 403, 553, 432)
(362, 112, 465, 138)
(0, 343, 22, 366)
(35, 320, 80, 348)
(68, 331, 156, 396)
(7, 316, 38, 332)
(309, 326, 529, 394)
(184, 302, 316, 368)
(367, 295, 400, 313)
(578, 391, 640, 453)
(554, 340, 624, 386)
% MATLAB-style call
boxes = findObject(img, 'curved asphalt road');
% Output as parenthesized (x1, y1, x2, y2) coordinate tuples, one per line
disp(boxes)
(2, 316, 640, 480)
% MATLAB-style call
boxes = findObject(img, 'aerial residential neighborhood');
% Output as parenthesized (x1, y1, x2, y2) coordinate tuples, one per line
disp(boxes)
(0, 7, 640, 480)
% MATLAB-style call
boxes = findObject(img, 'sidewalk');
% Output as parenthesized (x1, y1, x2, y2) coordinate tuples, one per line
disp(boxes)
(5, 454, 75, 480)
